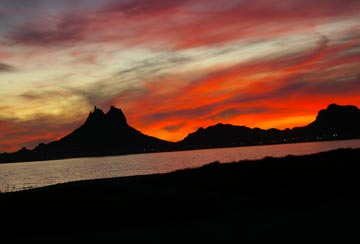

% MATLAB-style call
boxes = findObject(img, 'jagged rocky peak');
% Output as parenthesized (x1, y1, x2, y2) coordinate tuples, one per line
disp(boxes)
(84, 105, 128, 126)
(92, 106, 105, 116)
(106, 106, 127, 125)
(85, 106, 105, 124)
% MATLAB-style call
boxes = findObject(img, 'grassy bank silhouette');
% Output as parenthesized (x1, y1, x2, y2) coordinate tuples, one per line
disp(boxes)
(1, 148, 360, 242)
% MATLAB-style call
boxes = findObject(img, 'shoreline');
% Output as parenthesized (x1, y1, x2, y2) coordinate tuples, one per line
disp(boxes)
(1, 137, 359, 165)
(1, 148, 360, 242)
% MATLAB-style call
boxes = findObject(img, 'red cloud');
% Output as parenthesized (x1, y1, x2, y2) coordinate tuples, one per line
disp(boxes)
(2, 0, 360, 150)
(111, 32, 360, 141)
(7, 0, 360, 49)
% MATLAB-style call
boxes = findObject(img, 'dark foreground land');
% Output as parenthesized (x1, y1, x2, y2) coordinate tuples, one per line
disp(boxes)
(1, 148, 360, 243)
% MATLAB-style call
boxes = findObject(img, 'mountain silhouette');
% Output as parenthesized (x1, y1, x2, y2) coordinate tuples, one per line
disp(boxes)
(44, 106, 174, 157)
(177, 104, 360, 149)
(0, 106, 174, 163)
(0, 103, 359, 163)
(303, 104, 360, 137)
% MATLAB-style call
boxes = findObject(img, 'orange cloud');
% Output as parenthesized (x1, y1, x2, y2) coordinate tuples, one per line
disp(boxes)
(1, 0, 360, 151)
(113, 33, 360, 142)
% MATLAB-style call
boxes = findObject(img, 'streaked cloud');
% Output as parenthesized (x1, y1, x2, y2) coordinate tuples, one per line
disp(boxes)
(0, 0, 360, 151)
(0, 62, 14, 72)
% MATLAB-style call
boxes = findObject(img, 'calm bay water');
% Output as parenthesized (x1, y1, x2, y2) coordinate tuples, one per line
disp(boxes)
(1, 139, 360, 192)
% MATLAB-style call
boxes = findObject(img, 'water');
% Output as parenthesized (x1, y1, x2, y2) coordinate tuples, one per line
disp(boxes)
(1, 139, 360, 192)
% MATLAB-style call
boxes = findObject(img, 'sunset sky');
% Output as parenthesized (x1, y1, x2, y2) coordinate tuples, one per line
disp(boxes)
(1, 0, 360, 152)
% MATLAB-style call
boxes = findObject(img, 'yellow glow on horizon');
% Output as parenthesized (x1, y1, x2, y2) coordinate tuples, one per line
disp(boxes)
(1, 1, 360, 152)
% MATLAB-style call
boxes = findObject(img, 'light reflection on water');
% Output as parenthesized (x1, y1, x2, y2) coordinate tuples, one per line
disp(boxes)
(1, 139, 360, 192)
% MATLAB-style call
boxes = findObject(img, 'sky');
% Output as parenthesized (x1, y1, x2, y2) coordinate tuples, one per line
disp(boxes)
(1, 0, 360, 152)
